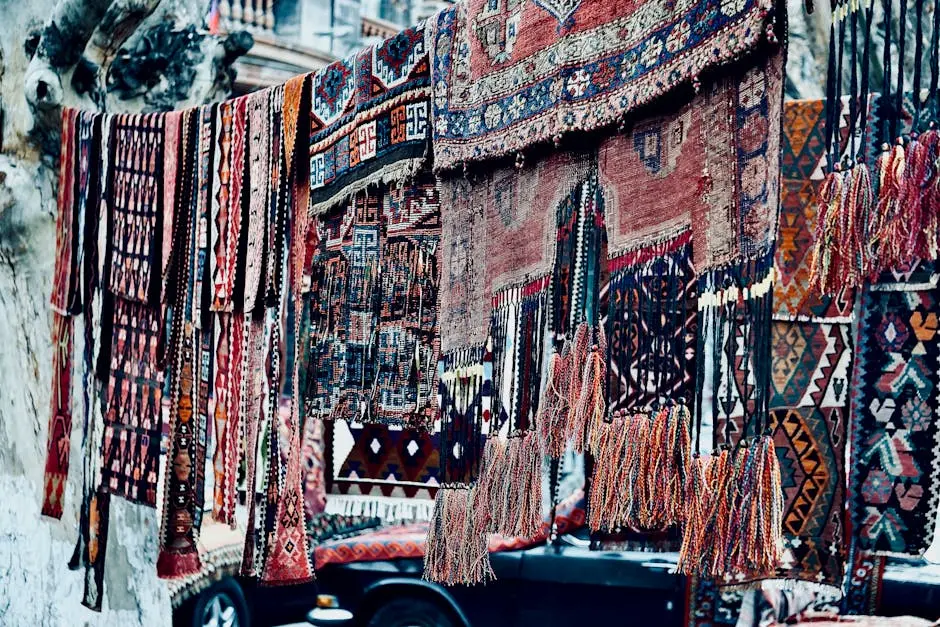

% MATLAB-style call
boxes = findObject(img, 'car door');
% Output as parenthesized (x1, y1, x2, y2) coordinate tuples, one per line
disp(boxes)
(511, 540, 686, 626)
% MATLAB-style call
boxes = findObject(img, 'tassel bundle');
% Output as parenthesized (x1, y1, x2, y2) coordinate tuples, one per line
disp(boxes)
(424, 487, 493, 586)
(473, 435, 506, 532)
(567, 323, 607, 454)
(487, 431, 543, 538)
(587, 403, 694, 533)
(675, 437, 783, 580)
(537, 347, 571, 458)
(810, 168, 846, 295)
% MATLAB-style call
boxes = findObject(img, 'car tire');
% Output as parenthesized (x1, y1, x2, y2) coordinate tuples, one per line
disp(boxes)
(367, 597, 455, 627)
(183, 577, 249, 627)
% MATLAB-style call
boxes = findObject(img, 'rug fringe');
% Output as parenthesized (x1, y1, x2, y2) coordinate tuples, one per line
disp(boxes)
(423, 487, 494, 586)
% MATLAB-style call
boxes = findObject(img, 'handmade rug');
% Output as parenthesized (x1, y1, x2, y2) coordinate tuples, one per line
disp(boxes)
(308, 23, 430, 213)
(107, 113, 165, 305)
(326, 419, 440, 520)
(245, 88, 271, 313)
(44, 110, 103, 518)
(747, 321, 851, 591)
(100, 297, 164, 506)
(209, 97, 247, 313)
(849, 284, 940, 557)
(302, 416, 327, 518)
(303, 173, 441, 425)
(158, 109, 204, 578)
(51, 108, 81, 315)
(775, 97, 880, 321)
(68, 115, 109, 612)
(41, 313, 74, 519)
(429, 0, 777, 171)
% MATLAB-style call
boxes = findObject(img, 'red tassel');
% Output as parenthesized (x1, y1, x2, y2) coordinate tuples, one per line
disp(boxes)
(474, 436, 505, 533)
(676, 455, 712, 574)
(810, 169, 845, 295)
(871, 142, 907, 275)
(588, 417, 629, 531)
(537, 348, 570, 458)
(157, 549, 202, 579)
(567, 322, 590, 414)
(844, 162, 874, 285)
(919, 129, 940, 259)
(424, 487, 493, 585)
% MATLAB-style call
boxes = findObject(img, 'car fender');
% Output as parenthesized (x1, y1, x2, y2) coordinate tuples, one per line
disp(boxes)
(357, 577, 471, 627)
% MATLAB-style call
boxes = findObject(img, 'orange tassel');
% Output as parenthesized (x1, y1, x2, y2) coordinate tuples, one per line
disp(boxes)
(676, 455, 712, 574)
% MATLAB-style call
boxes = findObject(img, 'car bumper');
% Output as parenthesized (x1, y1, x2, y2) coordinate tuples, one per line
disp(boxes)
(307, 607, 355, 626)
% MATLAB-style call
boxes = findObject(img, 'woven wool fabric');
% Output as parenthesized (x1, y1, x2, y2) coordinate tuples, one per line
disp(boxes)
(44, 111, 103, 518)
(245, 88, 272, 313)
(304, 173, 441, 425)
(107, 113, 164, 305)
(438, 152, 592, 356)
(308, 23, 429, 213)
(695, 47, 784, 440)
(302, 416, 327, 518)
(209, 97, 246, 313)
(51, 108, 80, 315)
(327, 419, 441, 519)
(158, 109, 204, 578)
(726, 321, 852, 591)
(41, 313, 74, 519)
(775, 97, 879, 321)
(602, 231, 697, 414)
(100, 297, 164, 506)
(162, 111, 182, 304)
(429, 0, 776, 171)
(849, 285, 940, 557)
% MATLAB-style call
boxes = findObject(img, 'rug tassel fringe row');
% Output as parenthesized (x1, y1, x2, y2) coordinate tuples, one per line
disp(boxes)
(676, 436, 783, 580)
(424, 486, 494, 586)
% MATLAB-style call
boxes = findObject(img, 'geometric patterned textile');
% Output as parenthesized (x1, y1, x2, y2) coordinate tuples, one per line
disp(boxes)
(849, 285, 940, 557)
(308, 23, 429, 213)
(51, 108, 80, 315)
(775, 97, 876, 321)
(429, 0, 776, 171)
(107, 113, 164, 305)
(100, 297, 164, 506)
(314, 489, 586, 569)
(303, 173, 441, 426)
(763, 321, 852, 591)
(42, 313, 74, 519)
(329, 419, 440, 515)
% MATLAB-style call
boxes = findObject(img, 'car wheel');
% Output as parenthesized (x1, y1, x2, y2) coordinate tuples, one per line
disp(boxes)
(187, 577, 249, 627)
(367, 597, 455, 627)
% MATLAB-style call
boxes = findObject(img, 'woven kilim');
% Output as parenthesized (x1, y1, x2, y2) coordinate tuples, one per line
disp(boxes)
(107, 113, 164, 305)
(51, 108, 80, 315)
(755, 321, 851, 591)
(303, 173, 441, 425)
(309, 23, 429, 213)
(327, 419, 440, 520)
(210, 97, 247, 313)
(849, 285, 940, 557)
(162, 111, 182, 304)
(429, 0, 776, 171)
(42, 313, 74, 519)
(100, 297, 164, 506)
(775, 97, 878, 321)
(158, 109, 203, 578)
